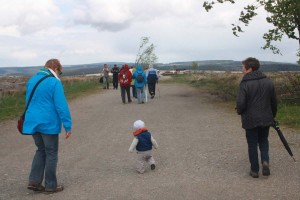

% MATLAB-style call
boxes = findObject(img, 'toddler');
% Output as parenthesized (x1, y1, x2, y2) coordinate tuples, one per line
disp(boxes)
(129, 120, 158, 173)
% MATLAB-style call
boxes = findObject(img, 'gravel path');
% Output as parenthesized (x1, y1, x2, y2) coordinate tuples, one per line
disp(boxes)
(0, 83, 299, 200)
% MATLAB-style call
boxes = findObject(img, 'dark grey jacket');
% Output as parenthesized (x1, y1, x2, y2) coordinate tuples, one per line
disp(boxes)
(236, 70, 277, 129)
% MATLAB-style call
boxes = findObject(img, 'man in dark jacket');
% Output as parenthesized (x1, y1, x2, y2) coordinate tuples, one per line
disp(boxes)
(236, 57, 277, 178)
(111, 64, 120, 89)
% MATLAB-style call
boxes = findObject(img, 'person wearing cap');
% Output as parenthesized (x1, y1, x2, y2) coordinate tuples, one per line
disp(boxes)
(24, 58, 72, 194)
(129, 120, 158, 173)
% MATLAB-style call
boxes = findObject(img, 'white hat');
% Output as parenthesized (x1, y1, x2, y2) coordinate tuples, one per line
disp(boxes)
(133, 120, 145, 130)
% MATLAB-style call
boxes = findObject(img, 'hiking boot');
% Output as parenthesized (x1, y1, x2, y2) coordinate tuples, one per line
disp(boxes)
(151, 164, 156, 170)
(262, 162, 270, 176)
(44, 185, 64, 194)
(249, 170, 259, 178)
(27, 181, 45, 192)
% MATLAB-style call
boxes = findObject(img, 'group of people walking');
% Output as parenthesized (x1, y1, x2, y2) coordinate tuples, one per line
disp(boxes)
(100, 63, 159, 104)
(21, 57, 278, 195)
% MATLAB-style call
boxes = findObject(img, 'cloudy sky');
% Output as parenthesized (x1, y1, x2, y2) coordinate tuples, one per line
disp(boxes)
(0, 0, 298, 67)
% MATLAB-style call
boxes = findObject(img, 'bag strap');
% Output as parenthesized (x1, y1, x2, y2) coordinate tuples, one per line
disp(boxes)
(24, 74, 53, 113)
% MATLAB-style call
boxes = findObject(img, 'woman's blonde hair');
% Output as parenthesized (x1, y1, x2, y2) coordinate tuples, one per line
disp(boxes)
(45, 59, 62, 71)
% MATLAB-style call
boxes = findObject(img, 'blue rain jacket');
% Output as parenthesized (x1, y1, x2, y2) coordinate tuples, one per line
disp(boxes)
(132, 65, 147, 88)
(23, 69, 72, 134)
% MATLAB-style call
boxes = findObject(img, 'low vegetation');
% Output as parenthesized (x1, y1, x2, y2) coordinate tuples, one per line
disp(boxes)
(165, 72, 300, 130)
(1, 73, 299, 130)
(0, 76, 101, 121)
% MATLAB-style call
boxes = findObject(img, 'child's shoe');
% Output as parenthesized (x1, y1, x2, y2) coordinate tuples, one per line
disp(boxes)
(151, 164, 156, 170)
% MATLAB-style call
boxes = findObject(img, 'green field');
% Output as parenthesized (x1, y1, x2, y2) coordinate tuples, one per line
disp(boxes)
(0, 77, 101, 121)
(164, 74, 300, 130)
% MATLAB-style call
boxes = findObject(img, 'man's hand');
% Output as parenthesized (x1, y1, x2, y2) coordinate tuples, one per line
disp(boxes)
(65, 131, 71, 139)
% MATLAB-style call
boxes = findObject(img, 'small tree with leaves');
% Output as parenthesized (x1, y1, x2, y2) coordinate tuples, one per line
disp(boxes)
(191, 62, 199, 74)
(135, 37, 158, 68)
(203, 0, 300, 64)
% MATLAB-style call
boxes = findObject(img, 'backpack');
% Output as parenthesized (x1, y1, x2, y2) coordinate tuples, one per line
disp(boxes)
(120, 72, 129, 84)
(136, 73, 144, 83)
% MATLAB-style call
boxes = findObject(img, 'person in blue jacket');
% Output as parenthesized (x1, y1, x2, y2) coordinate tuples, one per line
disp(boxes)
(132, 65, 147, 104)
(23, 59, 72, 194)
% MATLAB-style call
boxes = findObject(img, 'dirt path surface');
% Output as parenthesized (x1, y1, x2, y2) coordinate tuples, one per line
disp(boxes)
(1, 83, 299, 200)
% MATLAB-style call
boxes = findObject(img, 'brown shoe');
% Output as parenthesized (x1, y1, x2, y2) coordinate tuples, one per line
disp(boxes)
(249, 170, 259, 178)
(27, 181, 45, 192)
(262, 162, 270, 176)
(44, 185, 64, 194)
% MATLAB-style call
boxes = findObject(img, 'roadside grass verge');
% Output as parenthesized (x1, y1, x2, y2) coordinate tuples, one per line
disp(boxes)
(0, 77, 101, 121)
(164, 73, 300, 130)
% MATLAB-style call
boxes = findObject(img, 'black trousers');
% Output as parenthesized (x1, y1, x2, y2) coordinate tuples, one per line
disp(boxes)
(148, 83, 156, 96)
(113, 77, 118, 89)
(246, 127, 270, 172)
(120, 86, 131, 103)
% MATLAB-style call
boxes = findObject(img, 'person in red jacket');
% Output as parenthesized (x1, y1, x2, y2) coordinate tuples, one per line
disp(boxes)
(118, 64, 132, 104)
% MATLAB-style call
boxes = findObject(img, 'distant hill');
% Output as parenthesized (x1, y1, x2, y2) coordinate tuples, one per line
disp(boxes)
(0, 60, 299, 76)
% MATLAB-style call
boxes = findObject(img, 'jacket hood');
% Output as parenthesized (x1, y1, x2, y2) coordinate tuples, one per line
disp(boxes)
(136, 65, 143, 72)
(242, 70, 266, 82)
(123, 64, 129, 70)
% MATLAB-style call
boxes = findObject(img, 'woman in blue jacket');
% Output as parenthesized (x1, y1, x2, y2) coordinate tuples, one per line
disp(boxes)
(132, 65, 147, 104)
(24, 59, 72, 194)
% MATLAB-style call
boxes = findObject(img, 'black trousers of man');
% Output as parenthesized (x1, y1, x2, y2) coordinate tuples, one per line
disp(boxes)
(120, 86, 132, 103)
(148, 83, 156, 98)
(113, 77, 118, 89)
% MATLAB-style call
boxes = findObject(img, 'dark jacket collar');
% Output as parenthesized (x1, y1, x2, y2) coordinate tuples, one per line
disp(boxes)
(242, 70, 266, 82)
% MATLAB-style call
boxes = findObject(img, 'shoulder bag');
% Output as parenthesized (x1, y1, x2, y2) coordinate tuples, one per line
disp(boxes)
(17, 75, 52, 135)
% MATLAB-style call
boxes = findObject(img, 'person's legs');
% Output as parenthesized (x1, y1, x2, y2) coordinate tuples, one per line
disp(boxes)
(121, 86, 126, 103)
(133, 85, 137, 98)
(136, 152, 146, 173)
(42, 134, 59, 190)
(145, 150, 155, 165)
(258, 126, 270, 176)
(114, 78, 118, 89)
(112, 78, 116, 89)
(106, 77, 109, 89)
(29, 133, 46, 184)
(103, 77, 107, 89)
(125, 86, 132, 102)
(148, 83, 155, 98)
(152, 83, 156, 96)
(141, 87, 145, 103)
(258, 127, 270, 163)
(246, 128, 259, 173)
(136, 87, 142, 103)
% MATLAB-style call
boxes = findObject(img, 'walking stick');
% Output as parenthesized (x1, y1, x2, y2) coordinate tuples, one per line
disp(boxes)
(145, 85, 148, 103)
(157, 81, 160, 98)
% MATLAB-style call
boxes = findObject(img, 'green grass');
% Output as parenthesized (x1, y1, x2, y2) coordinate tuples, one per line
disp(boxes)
(168, 74, 300, 130)
(277, 103, 300, 130)
(0, 91, 26, 120)
(0, 77, 101, 121)
(64, 78, 100, 100)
